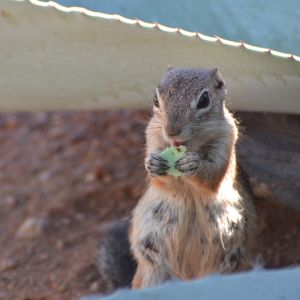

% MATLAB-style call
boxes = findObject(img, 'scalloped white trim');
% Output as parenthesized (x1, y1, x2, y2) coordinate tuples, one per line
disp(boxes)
(13, 0, 300, 62)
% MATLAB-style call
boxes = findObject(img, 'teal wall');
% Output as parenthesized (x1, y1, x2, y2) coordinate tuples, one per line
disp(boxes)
(51, 0, 299, 55)
(82, 268, 300, 300)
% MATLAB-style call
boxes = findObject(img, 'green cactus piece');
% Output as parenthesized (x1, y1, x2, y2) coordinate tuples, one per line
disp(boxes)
(160, 145, 187, 177)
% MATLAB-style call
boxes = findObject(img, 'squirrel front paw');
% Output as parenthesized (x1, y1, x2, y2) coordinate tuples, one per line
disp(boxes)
(175, 152, 200, 176)
(145, 153, 169, 176)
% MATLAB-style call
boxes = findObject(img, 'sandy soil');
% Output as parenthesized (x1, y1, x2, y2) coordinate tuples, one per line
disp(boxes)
(0, 111, 299, 300)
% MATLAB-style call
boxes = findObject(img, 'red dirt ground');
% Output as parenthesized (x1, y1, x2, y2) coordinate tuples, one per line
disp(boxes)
(0, 111, 299, 300)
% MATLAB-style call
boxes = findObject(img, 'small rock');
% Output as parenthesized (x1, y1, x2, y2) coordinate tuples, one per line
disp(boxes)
(5, 115, 17, 129)
(94, 165, 106, 179)
(74, 213, 84, 222)
(17, 217, 48, 239)
(49, 126, 64, 138)
(90, 281, 99, 292)
(38, 252, 50, 262)
(85, 172, 96, 183)
(55, 239, 65, 250)
(61, 218, 71, 226)
(3, 196, 17, 208)
(0, 291, 8, 299)
(38, 171, 51, 182)
(0, 257, 18, 271)
(102, 174, 112, 184)
(6, 282, 15, 291)
(34, 112, 49, 124)
(58, 284, 66, 293)
(50, 274, 58, 282)
(251, 181, 272, 199)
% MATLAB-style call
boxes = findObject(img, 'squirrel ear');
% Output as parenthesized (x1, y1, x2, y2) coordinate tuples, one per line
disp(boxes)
(167, 65, 173, 72)
(210, 68, 225, 89)
(155, 87, 161, 100)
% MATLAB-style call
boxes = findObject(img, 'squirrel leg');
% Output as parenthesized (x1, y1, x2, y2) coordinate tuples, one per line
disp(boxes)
(131, 264, 144, 289)
(176, 141, 231, 188)
(132, 263, 170, 289)
(218, 245, 251, 274)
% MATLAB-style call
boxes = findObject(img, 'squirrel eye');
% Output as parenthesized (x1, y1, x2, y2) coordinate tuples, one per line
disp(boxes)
(197, 91, 210, 109)
(153, 95, 160, 108)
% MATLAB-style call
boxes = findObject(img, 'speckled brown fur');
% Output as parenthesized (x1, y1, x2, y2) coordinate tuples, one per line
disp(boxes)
(130, 68, 256, 288)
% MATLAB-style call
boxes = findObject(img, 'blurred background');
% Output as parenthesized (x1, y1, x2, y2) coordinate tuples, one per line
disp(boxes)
(0, 1, 299, 300)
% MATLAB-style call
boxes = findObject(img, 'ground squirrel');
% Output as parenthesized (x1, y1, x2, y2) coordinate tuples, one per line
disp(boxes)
(97, 68, 256, 291)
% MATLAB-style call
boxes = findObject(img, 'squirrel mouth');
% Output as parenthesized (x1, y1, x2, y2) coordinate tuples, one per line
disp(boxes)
(172, 140, 187, 147)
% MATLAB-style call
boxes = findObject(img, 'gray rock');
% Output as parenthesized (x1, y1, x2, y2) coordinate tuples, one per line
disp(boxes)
(3, 196, 17, 208)
(0, 257, 18, 271)
(236, 112, 300, 209)
(16, 217, 48, 239)
(55, 239, 65, 250)
(0, 291, 8, 299)
(90, 282, 100, 292)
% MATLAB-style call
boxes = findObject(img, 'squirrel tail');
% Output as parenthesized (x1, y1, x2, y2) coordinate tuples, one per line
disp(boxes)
(96, 217, 137, 293)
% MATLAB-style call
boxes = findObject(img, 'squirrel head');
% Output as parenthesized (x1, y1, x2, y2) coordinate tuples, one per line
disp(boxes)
(152, 68, 227, 147)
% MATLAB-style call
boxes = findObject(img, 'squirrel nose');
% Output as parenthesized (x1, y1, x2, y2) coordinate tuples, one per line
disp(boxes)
(166, 125, 182, 137)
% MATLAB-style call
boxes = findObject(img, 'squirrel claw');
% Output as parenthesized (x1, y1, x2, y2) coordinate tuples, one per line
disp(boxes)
(175, 152, 200, 176)
(145, 153, 169, 176)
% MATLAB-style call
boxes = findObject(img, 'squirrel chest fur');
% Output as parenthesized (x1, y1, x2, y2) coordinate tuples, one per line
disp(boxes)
(130, 68, 256, 288)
